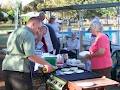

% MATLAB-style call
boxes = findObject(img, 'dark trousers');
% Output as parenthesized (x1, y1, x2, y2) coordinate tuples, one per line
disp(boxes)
(3, 70, 33, 90)
(92, 67, 112, 78)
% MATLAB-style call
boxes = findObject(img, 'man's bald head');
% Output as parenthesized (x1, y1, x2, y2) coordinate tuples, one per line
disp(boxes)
(27, 17, 43, 35)
(27, 17, 40, 24)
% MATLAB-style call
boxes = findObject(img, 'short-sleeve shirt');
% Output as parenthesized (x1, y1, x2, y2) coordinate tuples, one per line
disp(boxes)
(89, 33, 112, 70)
(67, 38, 80, 50)
(2, 26, 35, 73)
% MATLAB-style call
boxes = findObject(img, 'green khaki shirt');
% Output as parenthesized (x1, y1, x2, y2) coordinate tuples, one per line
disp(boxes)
(2, 26, 35, 73)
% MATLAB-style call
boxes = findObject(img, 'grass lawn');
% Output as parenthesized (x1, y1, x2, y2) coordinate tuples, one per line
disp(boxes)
(0, 23, 14, 29)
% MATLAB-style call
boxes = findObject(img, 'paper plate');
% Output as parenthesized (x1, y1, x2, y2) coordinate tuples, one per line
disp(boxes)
(79, 51, 90, 57)
(61, 68, 70, 72)
(63, 71, 74, 74)
(75, 70, 84, 73)
(77, 82, 95, 87)
(70, 67, 78, 71)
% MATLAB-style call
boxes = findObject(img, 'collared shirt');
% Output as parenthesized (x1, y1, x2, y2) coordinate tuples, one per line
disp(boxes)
(89, 33, 112, 69)
(2, 26, 35, 73)
(67, 38, 80, 50)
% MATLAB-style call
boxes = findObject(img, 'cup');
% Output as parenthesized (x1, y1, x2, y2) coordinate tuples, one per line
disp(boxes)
(62, 54, 68, 63)
(63, 54, 68, 60)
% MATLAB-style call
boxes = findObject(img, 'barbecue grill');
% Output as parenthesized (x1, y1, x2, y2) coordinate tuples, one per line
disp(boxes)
(46, 74, 67, 90)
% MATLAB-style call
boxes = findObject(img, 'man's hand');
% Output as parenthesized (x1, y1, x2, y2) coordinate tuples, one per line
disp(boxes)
(42, 64, 56, 73)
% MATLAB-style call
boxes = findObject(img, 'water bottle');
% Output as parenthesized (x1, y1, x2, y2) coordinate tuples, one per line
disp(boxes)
(85, 60, 91, 71)
(62, 53, 68, 63)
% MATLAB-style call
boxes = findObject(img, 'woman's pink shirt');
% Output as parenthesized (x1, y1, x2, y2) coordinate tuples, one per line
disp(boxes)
(89, 33, 112, 69)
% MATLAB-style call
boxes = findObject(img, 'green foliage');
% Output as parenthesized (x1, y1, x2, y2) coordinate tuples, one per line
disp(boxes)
(7, 10, 14, 16)
(21, 16, 30, 25)
(36, 0, 119, 19)
(101, 8, 117, 17)
(1, 0, 119, 20)
(84, 10, 102, 19)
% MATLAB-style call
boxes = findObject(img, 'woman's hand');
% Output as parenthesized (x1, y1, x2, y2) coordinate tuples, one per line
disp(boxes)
(84, 54, 91, 60)
(83, 48, 105, 60)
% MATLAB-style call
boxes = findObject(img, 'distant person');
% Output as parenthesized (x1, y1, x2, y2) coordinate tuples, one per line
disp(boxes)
(46, 24, 60, 55)
(48, 16, 61, 54)
(42, 25, 54, 53)
(60, 32, 80, 59)
(38, 12, 54, 53)
(48, 16, 61, 38)
(2, 17, 54, 90)
(36, 25, 54, 53)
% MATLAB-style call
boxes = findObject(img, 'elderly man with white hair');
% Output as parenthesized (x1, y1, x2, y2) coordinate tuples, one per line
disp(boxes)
(60, 32, 80, 59)
(37, 11, 54, 53)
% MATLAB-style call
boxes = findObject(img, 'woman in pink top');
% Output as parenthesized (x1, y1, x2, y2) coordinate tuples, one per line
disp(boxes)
(85, 21, 112, 78)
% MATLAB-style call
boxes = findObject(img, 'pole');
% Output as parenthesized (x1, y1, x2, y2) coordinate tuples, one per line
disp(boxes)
(116, 0, 120, 45)
(78, 10, 84, 52)
(14, 7, 19, 30)
(117, 0, 120, 45)
(14, 0, 21, 30)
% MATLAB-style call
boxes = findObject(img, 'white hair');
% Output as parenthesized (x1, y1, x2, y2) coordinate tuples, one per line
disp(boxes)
(91, 16, 100, 23)
(91, 21, 103, 32)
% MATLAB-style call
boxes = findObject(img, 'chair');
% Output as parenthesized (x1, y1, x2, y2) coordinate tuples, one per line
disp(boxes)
(111, 50, 120, 81)
(111, 50, 120, 66)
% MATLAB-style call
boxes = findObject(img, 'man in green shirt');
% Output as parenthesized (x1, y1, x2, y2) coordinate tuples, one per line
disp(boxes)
(2, 17, 53, 90)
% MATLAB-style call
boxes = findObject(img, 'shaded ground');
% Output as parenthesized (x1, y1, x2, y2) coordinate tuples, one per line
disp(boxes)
(107, 86, 120, 90)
